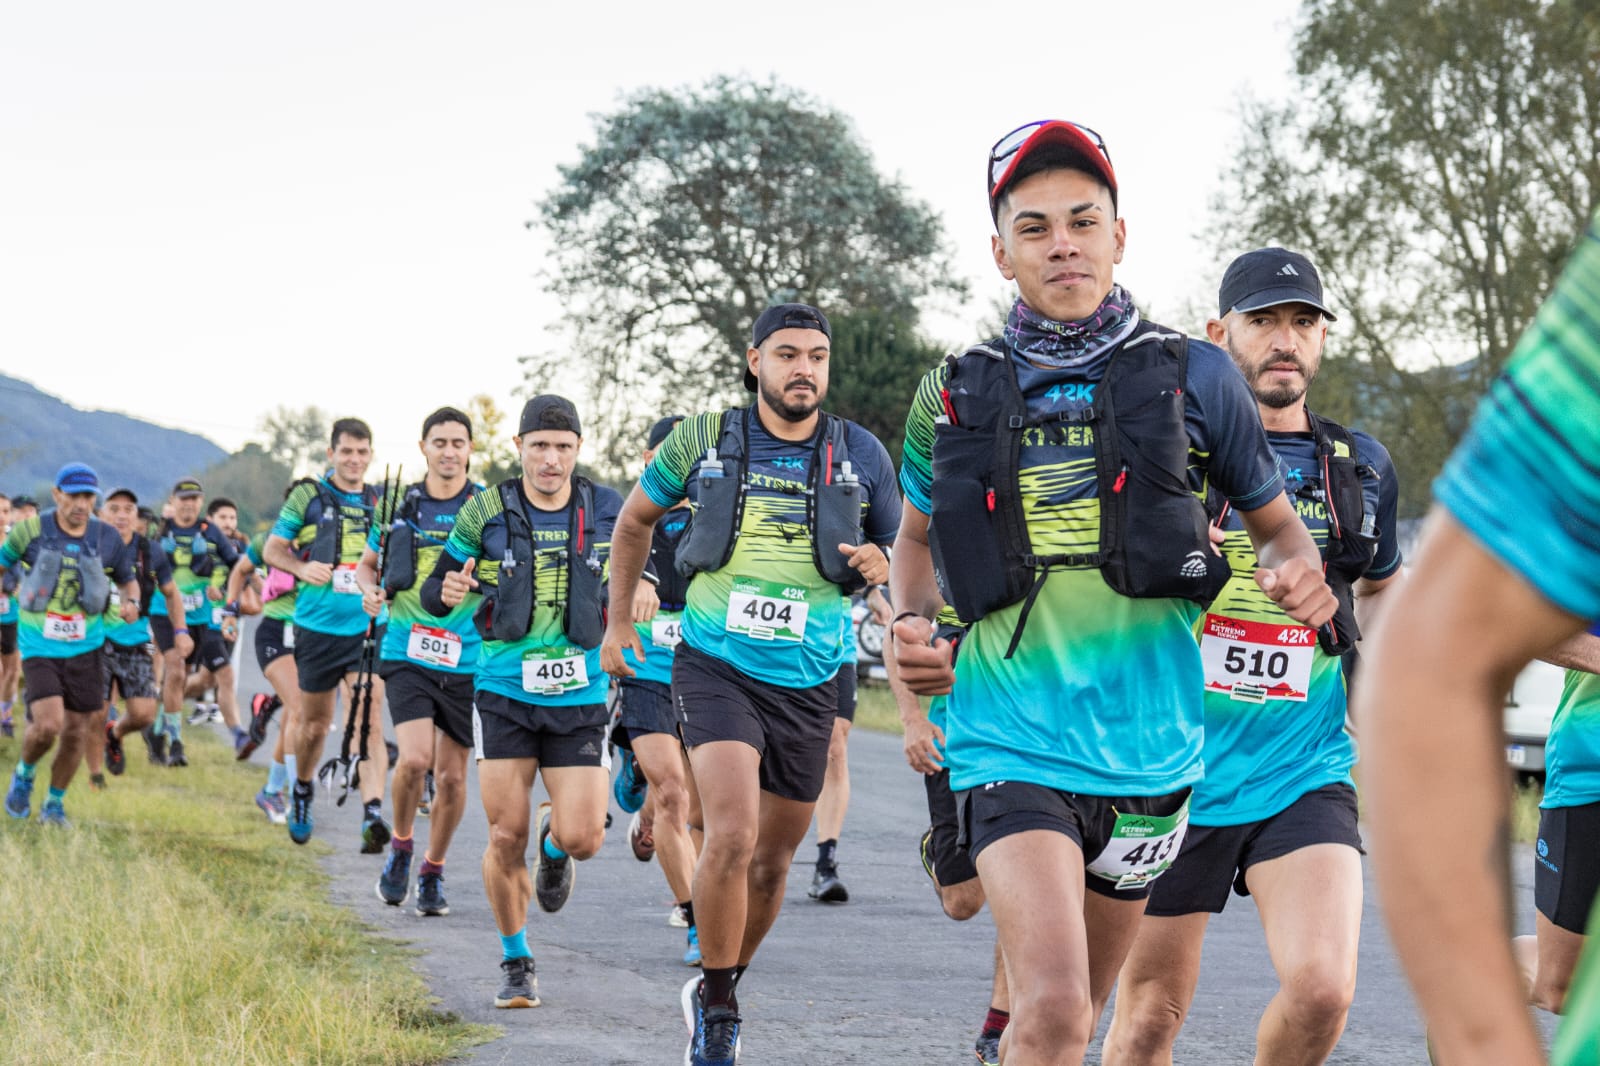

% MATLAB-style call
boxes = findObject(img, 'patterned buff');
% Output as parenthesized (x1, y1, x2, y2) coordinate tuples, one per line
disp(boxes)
(1004, 285, 1137, 369)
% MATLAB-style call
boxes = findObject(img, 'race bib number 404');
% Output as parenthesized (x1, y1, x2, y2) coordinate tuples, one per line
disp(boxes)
(522, 647, 589, 696)
(724, 578, 809, 643)
(1085, 799, 1190, 891)
(1199, 613, 1315, 704)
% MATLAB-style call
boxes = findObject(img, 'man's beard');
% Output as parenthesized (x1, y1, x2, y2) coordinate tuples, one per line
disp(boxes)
(760, 380, 820, 422)
(1251, 357, 1314, 410)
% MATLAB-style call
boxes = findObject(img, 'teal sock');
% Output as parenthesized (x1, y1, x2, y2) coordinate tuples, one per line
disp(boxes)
(46, 786, 66, 806)
(266, 761, 288, 794)
(17, 761, 36, 782)
(542, 833, 567, 862)
(285, 754, 298, 783)
(162, 712, 183, 740)
(500, 928, 531, 960)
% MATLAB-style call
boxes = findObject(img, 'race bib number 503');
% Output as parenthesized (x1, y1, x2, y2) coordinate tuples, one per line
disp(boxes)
(1199, 613, 1315, 704)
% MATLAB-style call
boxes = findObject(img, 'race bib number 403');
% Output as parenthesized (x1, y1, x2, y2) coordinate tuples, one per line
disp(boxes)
(522, 647, 589, 696)
(725, 578, 808, 643)
(1199, 613, 1315, 704)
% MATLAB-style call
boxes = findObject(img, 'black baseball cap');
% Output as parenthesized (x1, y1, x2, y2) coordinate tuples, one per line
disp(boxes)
(1217, 248, 1337, 321)
(745, 303, 832, 392)
(105, 487, 139, 505)
(517, 394, 582, 437)
(646, 415, 684, 451)
(172, 477, 204, 498)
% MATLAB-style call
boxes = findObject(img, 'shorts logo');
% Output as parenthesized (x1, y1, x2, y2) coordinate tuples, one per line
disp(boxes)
(578, 741, 599, 756)
(983, 781, 1007, 791)
(1538, 838, 1549, 858)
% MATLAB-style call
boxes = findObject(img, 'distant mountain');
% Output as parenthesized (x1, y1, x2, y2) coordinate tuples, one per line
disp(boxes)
(0, 373, 227, 505)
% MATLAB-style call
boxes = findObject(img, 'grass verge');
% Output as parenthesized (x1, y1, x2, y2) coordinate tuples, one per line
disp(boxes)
(0, 728, 494, 1066)
(854, 680, 903, 736)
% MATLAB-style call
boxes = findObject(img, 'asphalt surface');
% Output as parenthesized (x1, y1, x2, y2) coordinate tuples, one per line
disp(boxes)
(226, 621, 1558, 1065)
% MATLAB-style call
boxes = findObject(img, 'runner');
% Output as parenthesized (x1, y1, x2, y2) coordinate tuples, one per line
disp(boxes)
(1362, 206, 1600, 1066)
(184, 497, 254, 723)
(889, 122, 1335, 1066)
(420, 394, 618, 1008)
(601, 303, 901, 1066)
(2, 464, 139, 826)
(0, 493, 20, 738)
(358, 406, 481, 917)
(1104, 248, 1404, 1065)
(244, 505, 304, 824)
(263, 417, 391, 849)
(613, 414, 705, 965)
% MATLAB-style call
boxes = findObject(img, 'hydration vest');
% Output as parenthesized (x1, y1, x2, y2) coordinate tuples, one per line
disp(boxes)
(380, 485, 425, 595)
(296, 477, 378, 566)
(132, 533, 158, 615)
(159, 519, 217, 578)
(650, 507, 693, 610)
(17, 513, 112, 614)
(1298, 412, 1378, 655)
(477, 477, 605, 649)
(927, 324, 1230, 657)
(674, 407, 869, 594)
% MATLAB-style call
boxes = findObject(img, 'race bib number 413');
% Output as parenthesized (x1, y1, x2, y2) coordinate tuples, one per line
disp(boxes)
(725, 578, 808, 643)
(1199, 613, 1315, 704)
(1085, 799, 1190, 890)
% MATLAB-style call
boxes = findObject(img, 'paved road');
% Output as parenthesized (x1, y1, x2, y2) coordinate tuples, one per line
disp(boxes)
(228, 623, 1556, 1064)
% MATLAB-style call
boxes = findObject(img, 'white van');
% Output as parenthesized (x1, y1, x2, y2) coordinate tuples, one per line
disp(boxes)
(1504, 659, 1567, 775)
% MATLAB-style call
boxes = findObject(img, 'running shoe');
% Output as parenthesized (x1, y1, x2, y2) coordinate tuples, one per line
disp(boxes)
(975, 1031, 1001, 1066)
(495, 955, 539, 1008)
(683, 925, 702, 967)
(376, 847, 412, 905)
(533, 801, 574, 913)
(809, 860, 849, 904)
(247, 692, 280, 748)
(104, 723, 126, 776)
(38, 802, 71, 828)
(288, 784, 314, 845)
(255, 788, 287, 825)
(234, 730, 256, 761)
(187, 703, 216, 726)
(88, 773, 107, 792)
(167, 738, 188, 768)
(5, 772, 33, 819)
(416, 871, 449, 916)
(669, 903, 691, 929)
(145, 726, 168, 766)
(361, 810, 392, 854)
(682, 976, 741, 1066)
(418, 769, 434, 818)
(613, 748, 647, 813)
(629, 808, 656, 862)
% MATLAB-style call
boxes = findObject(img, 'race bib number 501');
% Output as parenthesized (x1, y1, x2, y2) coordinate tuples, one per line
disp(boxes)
(725, 578, 809, 643)
(1199, 613, 1315, 704)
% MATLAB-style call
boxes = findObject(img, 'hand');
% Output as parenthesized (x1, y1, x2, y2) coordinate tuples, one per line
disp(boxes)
(361, 585, 385, 618)
(1255, 556, 1337, 628)
(632, 580, 660, 624)
(220, 613, 240, 641)
(600, 617, 644, 679)
(206, 586, 223, 602)
(119, 599, 140, 624)
(1208, 523, 1226, 556)
(892, 615, 956, 695)
(175, 632, 195, 659)
(866, 585, 892, 625)
(441, 557, 478, 608)
(902, 715, 946, 775)
(300, 561, 333, 587)
(839, 542, 888, 586)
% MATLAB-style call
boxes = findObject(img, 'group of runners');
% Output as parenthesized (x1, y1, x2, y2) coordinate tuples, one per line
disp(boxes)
(2, 119, 1598, 1065)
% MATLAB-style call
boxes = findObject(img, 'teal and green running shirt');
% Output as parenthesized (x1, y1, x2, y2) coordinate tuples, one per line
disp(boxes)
(0, 512, 135, 659)
(270, 475, 382, 637)
(1543, 663, 1600, 810)
(440, 479, 621, 706)
(368, 481, 483, 676)
(1193, 428, 1402, 825)
(247, 531, 297, 623)
(1, 563, 21, 624)
(147, 519, 240, 626)
(103, 534, 174, 648)
(900, 323, 1285, 797)
(639, 410, 901, 690)
(623, 505, 691, 688)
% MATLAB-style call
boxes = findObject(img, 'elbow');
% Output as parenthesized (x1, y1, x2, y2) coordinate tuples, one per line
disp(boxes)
(419, 579, 448, 617)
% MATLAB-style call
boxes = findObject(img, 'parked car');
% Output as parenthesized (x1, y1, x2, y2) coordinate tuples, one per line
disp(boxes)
(1504, 658, 1566, 776)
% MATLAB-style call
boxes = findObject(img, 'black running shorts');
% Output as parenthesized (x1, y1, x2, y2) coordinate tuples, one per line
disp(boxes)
(957, 779, 1192, 901)
(835, 661, 857, 724)
(102, 641, 158, 702)
(924, 767, 979, 888)
(0, 621, 16, 656)
(254, 617, 296, 672)
(472, 691, 609, 766)
(380, 661, 473, 749)
(294, 626, 378, 694)
(23, 649, 105, 713)
(617, 678, 677, 748)
(1144, 782, 1363, 917)
(1535, 801, 1600, 933)
(150, 616, 230, 672)
(671, 641, 836, 804)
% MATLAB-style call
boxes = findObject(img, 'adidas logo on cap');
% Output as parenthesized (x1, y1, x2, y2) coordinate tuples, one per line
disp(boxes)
(1276, 263, 1300, 276)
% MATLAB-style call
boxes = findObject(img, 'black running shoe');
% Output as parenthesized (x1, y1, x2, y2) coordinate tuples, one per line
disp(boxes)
(104, 723, 126, 777)
(494, 955, 539, 1008)
(248, 692, 280, 747)
(809, 860, 849, 903)
(533, 801, 574, 913)
(416, 871, 449, 916)
(361, 809, 392, 854)
(376, 847, 411, 905)
(975, 1031, 1001, 1066)
(145, 727, 168, 766)
(166, 738, 188, 768)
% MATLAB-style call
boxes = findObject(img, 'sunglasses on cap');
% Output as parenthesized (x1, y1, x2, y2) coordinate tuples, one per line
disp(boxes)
(987, 120, 1113, 203)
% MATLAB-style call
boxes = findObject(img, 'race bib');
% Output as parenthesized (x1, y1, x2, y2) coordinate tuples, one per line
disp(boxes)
(0, 594, 11, 614)
(331, 564, 361, 595)
(212, 605, 225, 627)
(1199, 613, 1315, 703)
(650, 616, 683, 649)
(522, 647, 589, 695)
(407, 624, 462, 668)
(725, 577, 809, 643)
(181, 589, 206, 613)
(1085, 799, 1190, 890)
(284, 624, 296, 650)
(108, 589, 121, 612)
(44, 611, 87, 642)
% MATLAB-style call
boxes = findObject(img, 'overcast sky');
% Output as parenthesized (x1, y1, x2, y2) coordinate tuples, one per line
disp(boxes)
(1, 1, 1299, 464)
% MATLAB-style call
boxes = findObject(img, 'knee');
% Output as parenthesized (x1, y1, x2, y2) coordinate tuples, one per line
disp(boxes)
(939, 881, 985, 922)
(652, 777, 689, 822)
(1014, 982, 1095, 1052)
(1113, 984, 1189, 1057)
(486, 822, 529, 866)
(397, 750, 431, 777)
(827, 730, 850, 765)
(559, 821, 605, 861)
(700, 823, 758, 871)
(1533, 971, 1572, 1015)
(433, 766, 466, 800)
(1281, 960, 1355, 1029)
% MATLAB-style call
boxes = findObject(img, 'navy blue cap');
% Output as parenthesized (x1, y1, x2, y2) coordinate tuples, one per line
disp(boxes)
(54, 463, 99, 495)
(1218, 248, 1337, 321)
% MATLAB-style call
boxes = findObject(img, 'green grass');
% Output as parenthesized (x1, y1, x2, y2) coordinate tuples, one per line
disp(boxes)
(0, 728, 494, 1066)
(853, 680, 903, 735)
(1511, 776, 1544, 844)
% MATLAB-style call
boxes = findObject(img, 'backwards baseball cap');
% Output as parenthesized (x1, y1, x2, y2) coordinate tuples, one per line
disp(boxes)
(646, 415, 685, 451)
(54, 462, 100, 495)
(1217, 248, 1338, 321)
(745, 303, 832, 392)
(988, 120, 1117, 222)
(106, 487, 139, 505)
(518, 394, 582, 437)
(172, 477, 204, 498)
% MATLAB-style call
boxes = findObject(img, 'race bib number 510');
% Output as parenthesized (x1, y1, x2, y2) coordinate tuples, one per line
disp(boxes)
(1199, 613, 1315, 704)
(725, 578, 809, 643)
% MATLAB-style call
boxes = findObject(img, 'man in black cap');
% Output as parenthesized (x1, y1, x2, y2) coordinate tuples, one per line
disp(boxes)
(890, 125, 1337, 1066)
(601, 304, 902, 1066)
(421, 394, 622, 1010)
(1105, 249, 1405, 1065)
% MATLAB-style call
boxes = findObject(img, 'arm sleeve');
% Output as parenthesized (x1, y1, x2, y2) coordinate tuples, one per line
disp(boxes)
(1358, 432, 1404, 579)
(419, 547, 466, 617)
(639, 413, 719, 508)
(897, 365, 948, 517)
(0, 521, 26, 568)
(207, 523, 241, 566)
(151, 541, 175, 586)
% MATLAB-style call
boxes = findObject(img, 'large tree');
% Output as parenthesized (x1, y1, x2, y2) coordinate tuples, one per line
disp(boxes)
(823, 311, 948, 470)
(533, 76, 962, 473)
(257, 405, 333, 479)
(1214, 0, 1598, 514)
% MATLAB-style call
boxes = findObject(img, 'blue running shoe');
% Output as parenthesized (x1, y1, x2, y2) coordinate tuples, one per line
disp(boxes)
(683, 924, 702, 967)
(5, 771, 33, 820)
(376, 847, 412, 906)
(38, 802, 70, 828)
(613, 749, 647, 814)
(682, 975, 740, 1066)
(288, 783, 314, 845)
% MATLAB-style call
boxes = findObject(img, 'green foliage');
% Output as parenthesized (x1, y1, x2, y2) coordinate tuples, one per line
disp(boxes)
(824, 310, 948, 468)
(464, 393, 521, 487)
(533, 75, 963, 475)
(257, 405, 333, 478)
(1213, 0, 1599, 515)
(198, 443, 294, 533)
